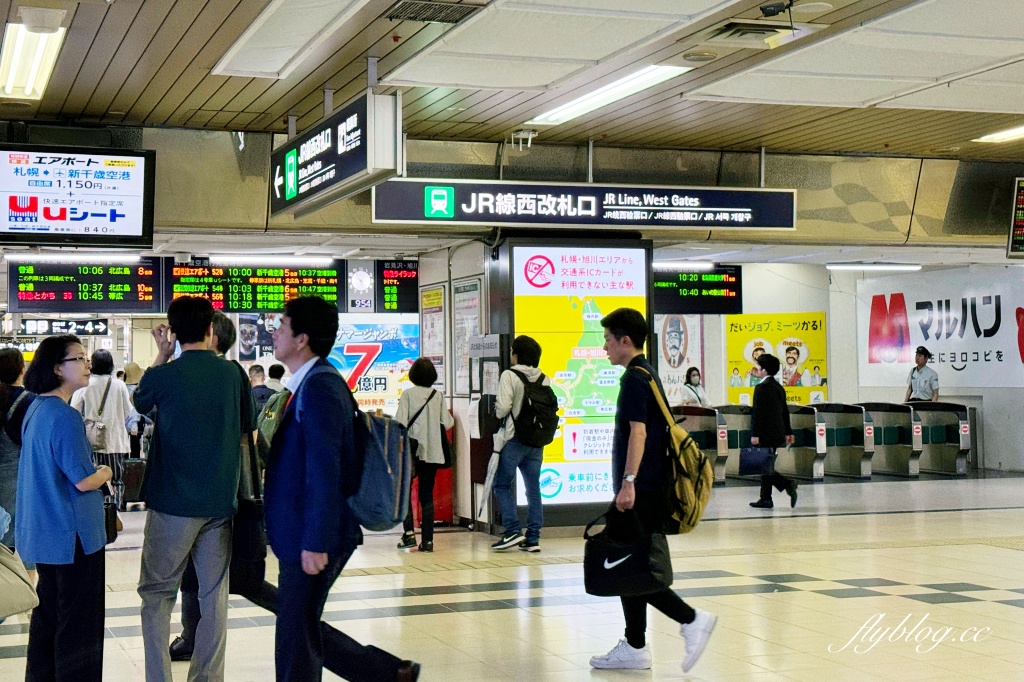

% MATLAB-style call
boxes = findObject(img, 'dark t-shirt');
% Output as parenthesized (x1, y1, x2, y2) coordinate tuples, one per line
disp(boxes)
(252, 384, 275, 416)
(611, 355, 669, 494)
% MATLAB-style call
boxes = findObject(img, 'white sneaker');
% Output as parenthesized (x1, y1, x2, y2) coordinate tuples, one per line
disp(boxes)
(680, 609, 717, 673)
(589, 639, 652, 670)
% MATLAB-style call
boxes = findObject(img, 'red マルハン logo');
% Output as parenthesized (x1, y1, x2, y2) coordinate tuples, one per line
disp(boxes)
(868, 293, 912, 363)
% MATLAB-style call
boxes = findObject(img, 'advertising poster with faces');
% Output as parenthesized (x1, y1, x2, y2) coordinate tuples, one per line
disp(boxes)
(237, 312, 282, 362)
(725, 312, 828, 406)
(653, 314, 703, 406)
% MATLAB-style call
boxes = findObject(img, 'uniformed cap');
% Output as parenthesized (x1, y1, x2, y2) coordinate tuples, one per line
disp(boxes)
(915, 346, 932, 358)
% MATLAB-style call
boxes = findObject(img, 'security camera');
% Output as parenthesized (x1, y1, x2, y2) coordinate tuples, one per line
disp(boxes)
(174, 253, 192, 264)
(760, 1, 790, 17)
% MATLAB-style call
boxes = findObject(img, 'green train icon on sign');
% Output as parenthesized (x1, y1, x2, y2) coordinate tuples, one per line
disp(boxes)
(424, 186, 455, 219)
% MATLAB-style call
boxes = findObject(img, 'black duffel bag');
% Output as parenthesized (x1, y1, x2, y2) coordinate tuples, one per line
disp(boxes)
(230, 436, 267, 596)
(583, 508, 674, 598)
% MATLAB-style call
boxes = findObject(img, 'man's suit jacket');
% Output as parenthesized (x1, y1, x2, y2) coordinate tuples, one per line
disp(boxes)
(264, 358, 362, 564)
(751, 377, 793, 449)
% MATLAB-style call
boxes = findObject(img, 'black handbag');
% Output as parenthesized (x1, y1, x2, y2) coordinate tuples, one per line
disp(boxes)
(583, 509, 674, 597)
(739, 446, 775, 476)
(230, 434, 267, 596)
(103, 500, 118, 545)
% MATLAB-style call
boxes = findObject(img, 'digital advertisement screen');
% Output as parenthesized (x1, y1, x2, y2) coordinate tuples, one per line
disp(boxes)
(512, 245, 648, 505)
(651, 265, 742, 315)
(0, 144, 155, 247)
(9, 258, 162, 313)
(166, 261, 343, 312)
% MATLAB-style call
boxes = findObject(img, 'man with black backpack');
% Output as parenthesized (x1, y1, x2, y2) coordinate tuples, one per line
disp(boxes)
(591, 308, 716, 674)
(490, 335, 558, 552)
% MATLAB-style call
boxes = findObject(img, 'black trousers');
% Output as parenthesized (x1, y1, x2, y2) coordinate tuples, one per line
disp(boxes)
(277, 551, 405, 682)
(759, 472, 793, 500)
(402, 459, 440, 543)
(619, 492, 695, 649)
(180, 557, 401, 680)
(26, 539, 105, 682)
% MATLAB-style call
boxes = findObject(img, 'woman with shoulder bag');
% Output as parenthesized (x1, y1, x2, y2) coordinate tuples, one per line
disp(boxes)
(395, 358, 454, 553)
(0, 348, 37, 583)
(18, 335, 112, 680)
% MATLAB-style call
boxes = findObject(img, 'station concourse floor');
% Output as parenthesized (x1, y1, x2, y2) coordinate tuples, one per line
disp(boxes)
(3, 476, 1024, 681)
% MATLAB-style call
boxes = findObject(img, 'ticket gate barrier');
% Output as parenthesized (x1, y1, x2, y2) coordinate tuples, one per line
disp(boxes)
(780, 405, 827, 481)
(672, 405, 727, 484)
(814, 403, 874, 479)
(908, 402, 970, 476)
(719, 404, 752, 481)
(856, 403, 922, 477)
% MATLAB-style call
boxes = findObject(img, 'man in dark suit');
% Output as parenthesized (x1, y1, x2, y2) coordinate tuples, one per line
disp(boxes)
(749, 353, 797, 509)
(264, 296, 419, 682)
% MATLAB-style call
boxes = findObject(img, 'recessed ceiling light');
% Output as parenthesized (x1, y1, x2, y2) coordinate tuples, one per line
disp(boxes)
(825, 263, 921, 271)
(972, 124, 1024, 144)
(682, 50, 717, 63)
(652, 261, 716, 271)
(792, 2, 834, 13)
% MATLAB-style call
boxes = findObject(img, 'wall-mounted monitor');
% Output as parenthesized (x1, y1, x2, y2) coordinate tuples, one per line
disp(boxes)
(0, 144, 155, 248)
(8, 257, 162, 313)
(651, 264, 742, 315)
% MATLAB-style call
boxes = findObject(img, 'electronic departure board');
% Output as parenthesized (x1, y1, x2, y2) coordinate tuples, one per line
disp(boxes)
(375, 260, 418, 313)
(651, 264, 742, 315)
(165, 261, 343, 312)
(9, 258, 162, 313)
(1006, 177, 1024, 258)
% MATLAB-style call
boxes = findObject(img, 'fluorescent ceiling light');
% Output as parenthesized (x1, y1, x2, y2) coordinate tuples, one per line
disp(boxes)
(209, 256, 335, 267)
(652, 261, 716, 271)
(212, 0, 374, 79)
(825, 263, 921, 271)
(0, 25, 65, 100)
(525, 65, 691, 126)
(6, 253, 141, 263)
(972, 124, 1024, 144)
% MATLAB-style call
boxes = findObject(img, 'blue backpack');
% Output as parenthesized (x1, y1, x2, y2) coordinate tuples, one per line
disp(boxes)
(300, 365, 412, 532)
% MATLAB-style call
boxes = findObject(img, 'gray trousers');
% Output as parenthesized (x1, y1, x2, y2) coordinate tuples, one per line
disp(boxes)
(138, 510, 232, 682)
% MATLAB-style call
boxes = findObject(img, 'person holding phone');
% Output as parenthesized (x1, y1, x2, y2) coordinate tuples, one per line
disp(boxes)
(17, 335, 112, 680)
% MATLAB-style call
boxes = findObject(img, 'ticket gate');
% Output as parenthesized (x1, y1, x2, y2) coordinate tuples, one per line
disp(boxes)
(780, 405, 827, 481)
(909, 402, 970, 476)
(814, 404, 874, 479)
(672, 405, 727, 484)
(719, 404, 752, 480)
(856, 403, 922, 477)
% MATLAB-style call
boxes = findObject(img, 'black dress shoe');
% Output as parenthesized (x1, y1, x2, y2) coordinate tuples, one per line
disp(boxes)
(749, 499, 774, 509)
(397, 660, 421, 681)
(787, 481, 799, 508)
(169, 636, 193, 661)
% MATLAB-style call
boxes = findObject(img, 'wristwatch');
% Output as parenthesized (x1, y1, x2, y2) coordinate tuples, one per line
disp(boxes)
(623, 473, 636, 483)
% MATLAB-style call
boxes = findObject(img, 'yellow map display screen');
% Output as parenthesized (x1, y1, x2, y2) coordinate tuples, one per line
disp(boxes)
(512, 246, 647, 505)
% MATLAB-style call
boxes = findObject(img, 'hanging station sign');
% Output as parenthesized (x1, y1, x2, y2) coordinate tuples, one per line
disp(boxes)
(373, 178, 796, 229)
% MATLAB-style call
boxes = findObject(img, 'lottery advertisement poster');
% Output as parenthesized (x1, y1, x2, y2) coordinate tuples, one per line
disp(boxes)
(328, 313, 420, 416)
(725, 312, 828, 406)
(512, 245, 647, 505)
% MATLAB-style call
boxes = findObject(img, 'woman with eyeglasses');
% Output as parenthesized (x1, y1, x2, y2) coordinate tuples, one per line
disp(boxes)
(17, 335, 111, 680)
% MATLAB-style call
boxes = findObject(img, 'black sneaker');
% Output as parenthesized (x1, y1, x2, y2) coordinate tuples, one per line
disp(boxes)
(169, 636, 193, 661)
(519, 540, 540, 553)
(490, 532, 525, 550)
(418, 541, 433, 552)
(397, 533, 417, 550)
(749, 499, 774, 509)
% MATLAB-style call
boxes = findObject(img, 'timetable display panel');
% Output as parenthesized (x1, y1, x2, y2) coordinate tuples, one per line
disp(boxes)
(651, 264, 742, 315)
(165, 261, 344, 312)
(9, 258, 162, 313)
(375, 260, 418, 313)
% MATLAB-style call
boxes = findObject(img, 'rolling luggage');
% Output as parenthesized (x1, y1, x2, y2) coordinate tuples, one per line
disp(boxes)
(122, 457, 146, 505)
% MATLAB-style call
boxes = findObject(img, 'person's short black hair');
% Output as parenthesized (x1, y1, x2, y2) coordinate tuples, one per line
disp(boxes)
(600, 308, 647, 350)
(211, 312, 236, 355)
(757, 353, 781, 376)
(116, 370, 125, 379)
(25, 335, 81, 394)
(268, 363, 285, 380)
(283, 297, 338, 358)
(786, 346, 799, 355)
(167, 296, 214, 345)
(813, 365, 820, 371)
(91, 349, 114, 376)
(249, 365, 265, 379)
(408, 357, 438, 387)
(0, 348, 25, 386)
(686, 366, 701, 382)
(511, 335, 542, 367)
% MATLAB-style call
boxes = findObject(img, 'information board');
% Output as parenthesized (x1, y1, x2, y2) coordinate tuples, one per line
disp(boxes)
(374, 178, 796, 229)
(166, 261, 343, 312)
(20, 318, 110, 336)
(0, 144, 155, 247)
(1006, 177, 1024, 258)
(375, 260, 418, 313)
(651, 265, 742, 315)
(9, 259, 161, 313)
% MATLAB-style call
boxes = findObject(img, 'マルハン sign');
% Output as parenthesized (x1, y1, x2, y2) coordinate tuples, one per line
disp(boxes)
(372, 178, 796, 229)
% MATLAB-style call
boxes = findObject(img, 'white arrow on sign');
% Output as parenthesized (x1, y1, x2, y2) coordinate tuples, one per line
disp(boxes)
(274, 165, 283, 199)
(96, 322, 107, 333)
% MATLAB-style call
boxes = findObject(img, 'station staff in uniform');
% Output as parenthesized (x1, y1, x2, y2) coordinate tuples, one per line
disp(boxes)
(905, 346, 939, 402)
